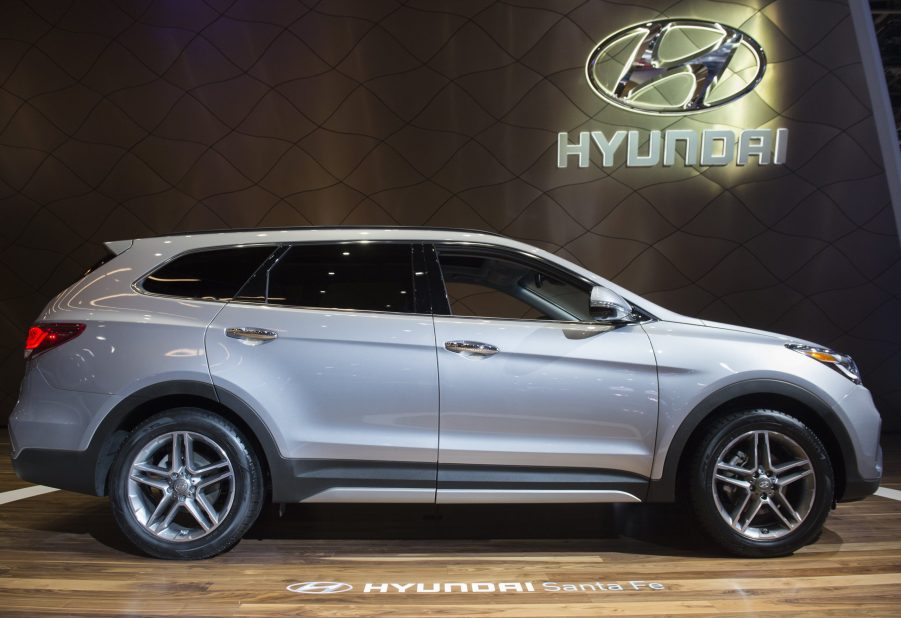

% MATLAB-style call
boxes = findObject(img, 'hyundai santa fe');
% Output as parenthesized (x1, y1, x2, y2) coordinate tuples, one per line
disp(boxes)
(9, 227, 882, 559)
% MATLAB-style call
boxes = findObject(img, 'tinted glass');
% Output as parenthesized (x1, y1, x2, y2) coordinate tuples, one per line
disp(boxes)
(438, 252, 591, 321)
(266, 243, 416, 313)
(142, 246, 275, 301)
(446, 281, 545, 319)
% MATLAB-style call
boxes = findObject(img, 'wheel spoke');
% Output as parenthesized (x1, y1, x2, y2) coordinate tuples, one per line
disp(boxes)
(779, 468, 813, 487)
(180, 432, 194, 475)
(740, 496, 765, 533)
(772, 458, 810, 475)
(193, 460, 229, 476)
(715, 474, 752, 490)
(132, 462, 168, 477)
(766, 498, 796, 530)
(750, 432, 760, 470)
(129, 473, 169, 491)
(716, 462, 755, 477)
(198, 471, 232, 490)
(775, 490, 803, 525)
(146, 491, 173, 527)
(184, 498, 212, 532)
(170, 433, 182, 473)
(760, 432, 774, 472)
(183, 433, 197, 474)
(160, 501, 181, 529)
(195, 492, 220, 526)
(730, 490, 752, 527)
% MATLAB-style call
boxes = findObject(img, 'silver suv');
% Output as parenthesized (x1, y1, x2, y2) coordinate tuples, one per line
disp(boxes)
(9, 227, 882, 559)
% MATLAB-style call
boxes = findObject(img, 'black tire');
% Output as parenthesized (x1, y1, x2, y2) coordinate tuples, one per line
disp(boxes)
(109, 408, 264, 559)
(689, 409, 833, 558)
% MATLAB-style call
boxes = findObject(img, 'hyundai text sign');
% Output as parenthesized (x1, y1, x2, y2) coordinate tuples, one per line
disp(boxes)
(557, 128, 787, 168)
(287, 580, 666, 595)
(557, 18, 787, 169)
(587, 19, 766, 114)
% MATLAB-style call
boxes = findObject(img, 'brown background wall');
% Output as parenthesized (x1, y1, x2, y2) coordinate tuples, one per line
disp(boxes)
(1, 0, 900, 426)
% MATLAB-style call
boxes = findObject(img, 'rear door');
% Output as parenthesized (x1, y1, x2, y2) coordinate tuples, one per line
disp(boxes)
(206, 242, 439, 503)
(428, 245, 659, 503)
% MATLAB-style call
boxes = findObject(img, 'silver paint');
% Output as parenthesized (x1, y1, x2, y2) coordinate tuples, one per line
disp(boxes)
(206, 302, 440, 463)
(434, 317, 658, 477)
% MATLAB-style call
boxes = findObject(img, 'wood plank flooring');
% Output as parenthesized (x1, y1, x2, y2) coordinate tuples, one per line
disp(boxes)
(1, 433, 899, 617)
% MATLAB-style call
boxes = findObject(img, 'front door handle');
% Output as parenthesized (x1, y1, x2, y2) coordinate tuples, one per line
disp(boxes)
(225, 327, 277, 344)
(445, 340, 499, 357)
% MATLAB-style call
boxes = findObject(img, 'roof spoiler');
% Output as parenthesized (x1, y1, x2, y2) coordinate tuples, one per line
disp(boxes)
(103, 239, 134, 255)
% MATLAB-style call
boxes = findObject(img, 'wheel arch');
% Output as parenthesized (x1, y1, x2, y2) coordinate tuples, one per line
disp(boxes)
(90, 380, 281, 499)
(646, 379, 853, 503)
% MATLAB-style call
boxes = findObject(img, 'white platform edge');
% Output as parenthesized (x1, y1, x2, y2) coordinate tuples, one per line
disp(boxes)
(0, 485, 59, 506)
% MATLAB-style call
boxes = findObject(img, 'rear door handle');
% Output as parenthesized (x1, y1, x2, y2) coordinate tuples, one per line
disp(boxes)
(225, 327, 277, 344)
(444, 340, 499, 357)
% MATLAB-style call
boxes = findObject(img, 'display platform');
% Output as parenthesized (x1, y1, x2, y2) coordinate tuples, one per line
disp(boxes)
(1, 435, 899, 617)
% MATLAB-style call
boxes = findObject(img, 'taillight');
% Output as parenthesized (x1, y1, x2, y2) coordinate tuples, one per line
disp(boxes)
(24, 323, 85, 359)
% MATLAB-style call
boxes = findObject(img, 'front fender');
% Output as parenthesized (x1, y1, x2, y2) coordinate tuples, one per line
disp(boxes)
(645, 378, 860, 502)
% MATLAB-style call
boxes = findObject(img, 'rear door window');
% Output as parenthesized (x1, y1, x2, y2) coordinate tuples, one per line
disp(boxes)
(254, 243, 419, 313)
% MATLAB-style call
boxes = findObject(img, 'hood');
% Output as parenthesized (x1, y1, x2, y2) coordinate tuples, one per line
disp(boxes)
(699, 319, 823, 348)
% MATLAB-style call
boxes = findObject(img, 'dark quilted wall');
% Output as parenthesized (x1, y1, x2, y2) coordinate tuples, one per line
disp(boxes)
(1, 0, 900, 426)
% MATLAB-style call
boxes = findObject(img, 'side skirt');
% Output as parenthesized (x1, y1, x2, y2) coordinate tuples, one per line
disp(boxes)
(281, 460, 648, 504)
(436, 489, 641, 504)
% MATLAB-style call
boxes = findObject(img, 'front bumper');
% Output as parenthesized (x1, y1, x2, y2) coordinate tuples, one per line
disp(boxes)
(833, 385, 883, 502)
(840, 443, 883, 502)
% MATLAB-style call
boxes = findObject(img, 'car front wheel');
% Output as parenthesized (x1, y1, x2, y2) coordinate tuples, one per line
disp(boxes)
(109, 409, 264, 559)
(690, 409, 834, 558)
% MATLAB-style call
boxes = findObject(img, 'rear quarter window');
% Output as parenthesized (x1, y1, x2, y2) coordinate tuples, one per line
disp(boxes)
(141, 245, 276, 301)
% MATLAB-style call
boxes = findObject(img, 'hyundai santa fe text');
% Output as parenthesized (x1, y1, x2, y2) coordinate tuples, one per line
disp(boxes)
(9, 227, 883, 559)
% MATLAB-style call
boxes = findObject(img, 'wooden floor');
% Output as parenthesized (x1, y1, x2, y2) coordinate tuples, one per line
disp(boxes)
(1, 435, 900, 617)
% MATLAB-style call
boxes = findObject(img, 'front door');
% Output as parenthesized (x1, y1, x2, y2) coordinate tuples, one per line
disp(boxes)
(429, 245, 659, 503)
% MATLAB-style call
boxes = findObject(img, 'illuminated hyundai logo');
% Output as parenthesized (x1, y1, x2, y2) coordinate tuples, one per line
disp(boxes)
(586, 19, 766, 114)
(287, 581, 354, 594)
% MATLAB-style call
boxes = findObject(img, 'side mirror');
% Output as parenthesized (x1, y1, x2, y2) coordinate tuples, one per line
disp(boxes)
(589, 286, 636, 324)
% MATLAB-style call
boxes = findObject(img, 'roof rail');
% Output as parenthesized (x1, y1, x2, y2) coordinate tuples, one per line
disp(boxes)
(121, 225, 508, 242)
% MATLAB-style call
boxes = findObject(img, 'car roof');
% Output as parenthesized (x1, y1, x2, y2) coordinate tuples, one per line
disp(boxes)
(111, 226, 528, 257)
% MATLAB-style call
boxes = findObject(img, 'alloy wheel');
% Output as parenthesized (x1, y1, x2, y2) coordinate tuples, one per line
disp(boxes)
(126, 431, 236, 542)
(711, 429, 816, 540)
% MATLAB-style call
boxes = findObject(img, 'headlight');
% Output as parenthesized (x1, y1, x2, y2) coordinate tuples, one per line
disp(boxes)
(786, 344, 861, 384)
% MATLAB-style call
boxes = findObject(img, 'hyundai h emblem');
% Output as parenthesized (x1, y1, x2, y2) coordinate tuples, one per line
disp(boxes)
(287, 581, 354, 594)
(587, 19, 766, 114)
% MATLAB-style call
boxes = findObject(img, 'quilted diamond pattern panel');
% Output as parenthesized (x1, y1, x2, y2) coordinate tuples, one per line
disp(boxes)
(1, 0, 899, 426)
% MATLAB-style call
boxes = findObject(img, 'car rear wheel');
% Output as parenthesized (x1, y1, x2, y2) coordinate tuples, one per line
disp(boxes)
(690, 409, 833, 557)
(109, 409, 263, 559)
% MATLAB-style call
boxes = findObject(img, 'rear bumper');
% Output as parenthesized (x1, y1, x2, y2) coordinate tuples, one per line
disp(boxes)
(8, 366, 124, 496)
(11, 447, 100, 495)
(9, 367, 121, 454)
